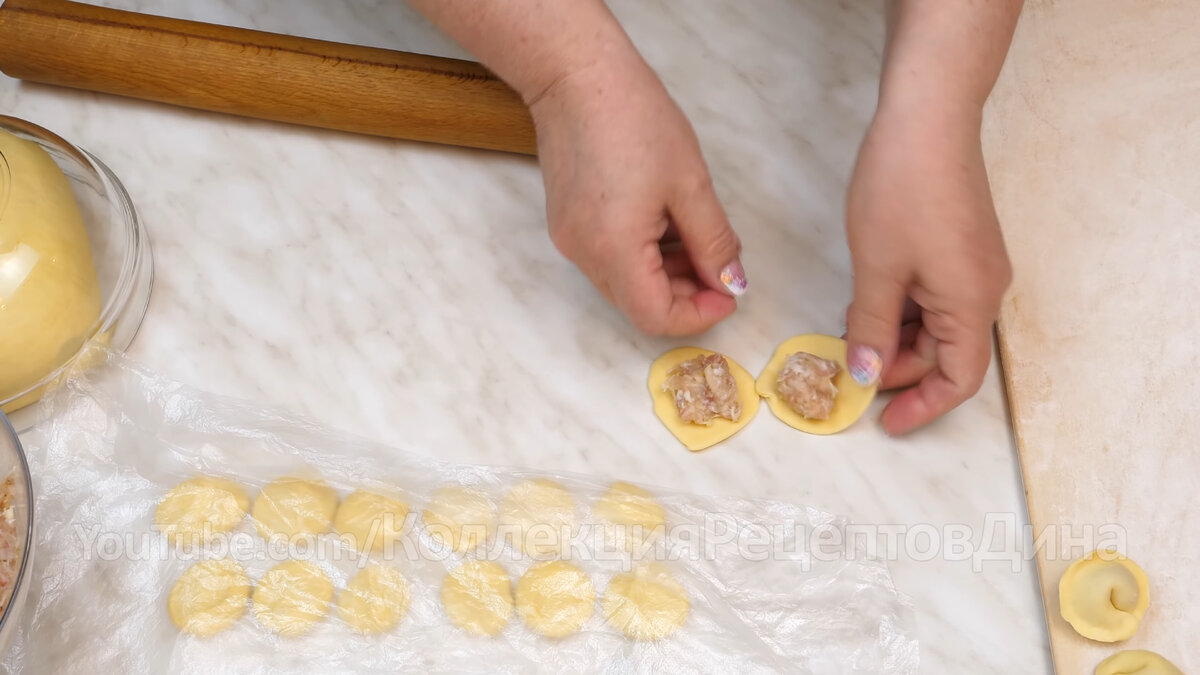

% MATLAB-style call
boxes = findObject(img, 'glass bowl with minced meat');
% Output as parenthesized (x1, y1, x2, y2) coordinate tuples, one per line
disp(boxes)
(0, 411, 32, 655)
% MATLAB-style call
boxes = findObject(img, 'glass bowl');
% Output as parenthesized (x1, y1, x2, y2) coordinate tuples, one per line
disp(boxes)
(0, 410, 33, 655)
(0, 116, 153, 430)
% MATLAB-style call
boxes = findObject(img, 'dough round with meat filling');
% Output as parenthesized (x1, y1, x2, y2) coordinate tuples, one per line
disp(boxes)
(156, 476, 250, 546)
(755, 335, 876, 435)
(252, 477, 339, 540)
(515, 560, 595, 638)
(168, 558, 251, 637)
(441, 560, 514, 637)
(648, 347, 759, 451)
(252, 560, 334, 637)
(602, 563, 689, 641)
(337, 565, 409, 635)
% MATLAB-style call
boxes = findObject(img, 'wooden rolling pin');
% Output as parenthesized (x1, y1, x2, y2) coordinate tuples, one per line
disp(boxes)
(0, 0, 537, 154)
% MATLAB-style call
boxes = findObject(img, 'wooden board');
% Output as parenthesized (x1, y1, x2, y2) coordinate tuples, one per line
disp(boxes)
(984, 1, 1200, 672)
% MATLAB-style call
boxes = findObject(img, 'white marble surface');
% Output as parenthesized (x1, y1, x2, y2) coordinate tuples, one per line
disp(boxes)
(4, 0, 1050, 672)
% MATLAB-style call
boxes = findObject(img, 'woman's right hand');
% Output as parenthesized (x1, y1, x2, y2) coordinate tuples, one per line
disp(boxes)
(528, 50, 747, 336)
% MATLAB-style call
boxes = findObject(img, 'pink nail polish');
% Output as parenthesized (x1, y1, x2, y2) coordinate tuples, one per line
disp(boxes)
(848, 345, 882, 386)
(719, 261, 747, 296)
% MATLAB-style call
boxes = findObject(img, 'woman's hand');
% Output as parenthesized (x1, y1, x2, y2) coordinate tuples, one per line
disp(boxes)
(529, 52, 746, 336)
(844, 105, 1012, 435)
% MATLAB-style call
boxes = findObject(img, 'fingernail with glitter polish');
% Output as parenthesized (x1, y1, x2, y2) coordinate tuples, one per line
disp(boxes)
(719, 260, 747, 296)
(848, 345, 883, 386)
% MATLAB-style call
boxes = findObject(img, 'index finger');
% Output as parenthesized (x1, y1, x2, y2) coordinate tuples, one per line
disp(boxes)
(610, 238, 736, 336)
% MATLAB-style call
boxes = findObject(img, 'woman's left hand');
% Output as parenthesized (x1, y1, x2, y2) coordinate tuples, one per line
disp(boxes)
(843, 104, 1013, 435)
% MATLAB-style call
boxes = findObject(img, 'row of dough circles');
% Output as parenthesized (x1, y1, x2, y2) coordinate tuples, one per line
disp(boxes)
(169, 557, 689, 641)
(648, 335, 879, 451)
(155, 476, 670, 555)
(159, 476, 688, 639)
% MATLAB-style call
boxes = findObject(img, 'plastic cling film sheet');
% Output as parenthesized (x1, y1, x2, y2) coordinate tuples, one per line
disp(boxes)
(2, 352, 918, 674)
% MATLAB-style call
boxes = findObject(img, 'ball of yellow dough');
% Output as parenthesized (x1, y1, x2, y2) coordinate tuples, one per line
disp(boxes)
(155, 476, 250, 546)
(0, 129, 102, 410)
(334, 489, 409, 553)
(167, 558, 251, 637)
(252, 477, 339, 540)
(515, 560, 595, 638)
(441, 560, 513, 637)
(422, 485, 496, 553)
(337, 565, 410, 635)
(602, 563, 689, 641)
(1095, 650, 1184, 675)
(1059, 549, 1150, 642)
(498, 479, 577, 557)
(252, 560, 334, 637)
(593, 481, 667, 551)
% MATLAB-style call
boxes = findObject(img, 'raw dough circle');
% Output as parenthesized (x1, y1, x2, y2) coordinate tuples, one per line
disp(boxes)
(515, 560, 595, 638)
(167, 558, 251, 637)
(337, 565, 410, 635)
(593, 481, 667, 550)
(1059, 549, 1150, 642)
(1095, 649, 1184, 675)
(755, 334, 877, 435)
(252, 560, 335, 637)
(602, 563, 689, 641)
(156, 476, 250, 546)
(252, 477, 339, 539)
(334, 489, 410, 553)
(498, 479, 576, 557)
(422, 485, 496, 553)
(441, 560, 514, 637)
(648, 347, 760, 451)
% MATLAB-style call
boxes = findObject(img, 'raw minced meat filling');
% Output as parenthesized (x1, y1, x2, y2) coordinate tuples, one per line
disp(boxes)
(662, 353, 742, 425)
(776, 352, 839, 420)
(0, 471, 20, 614)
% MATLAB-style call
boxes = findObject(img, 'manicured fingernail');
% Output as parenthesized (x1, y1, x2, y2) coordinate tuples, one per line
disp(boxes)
(719, 261, 747, 296)
(848, 345, 882, 386)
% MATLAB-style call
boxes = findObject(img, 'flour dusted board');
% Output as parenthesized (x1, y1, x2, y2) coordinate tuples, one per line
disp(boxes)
(983, 1, 1199, 671)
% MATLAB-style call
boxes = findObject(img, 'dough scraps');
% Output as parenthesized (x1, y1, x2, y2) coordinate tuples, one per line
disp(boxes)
(593, 481, 667, 551)
(498, 478, 577, 557)
(252, 477, 339, 539)
(334, 489, 409, 553)
(441, 560, 514, 637)
(515, 560, 595, 638)
(252, 560, 334, 637)
(422, 485, 496, 553)
(755, 334, 877, 435)
(602, 563, 689, 641)
(1094, 649, 1184, 675)
(337, 565, 410, 635)
(1059, 549, 1150, 642)
(648, 347, 759, 451)
(155, 476, 250, 546)
(167, 558, 251, 637)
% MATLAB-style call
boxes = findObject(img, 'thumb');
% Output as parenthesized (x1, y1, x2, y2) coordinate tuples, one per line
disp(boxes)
(845, 267, 907, 387)
(669, 175, 747, 297)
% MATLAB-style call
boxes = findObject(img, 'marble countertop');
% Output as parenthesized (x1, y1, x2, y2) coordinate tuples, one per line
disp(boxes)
(5, 0, 1050, 671)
